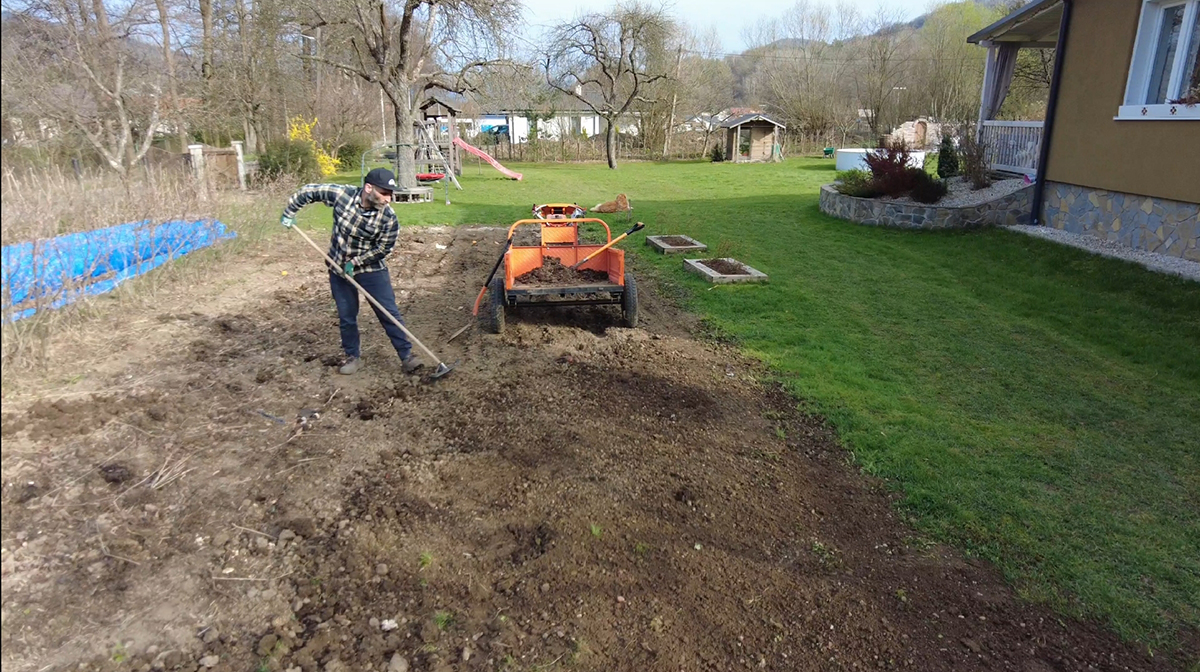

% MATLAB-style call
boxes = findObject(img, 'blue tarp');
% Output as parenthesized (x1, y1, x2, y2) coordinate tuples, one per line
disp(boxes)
(1, 219, 236, 321)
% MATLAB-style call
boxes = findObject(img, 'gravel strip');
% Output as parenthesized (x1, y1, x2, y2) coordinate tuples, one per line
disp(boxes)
(1004, 225, 1200, 282)
(884, 177, 1028, 208)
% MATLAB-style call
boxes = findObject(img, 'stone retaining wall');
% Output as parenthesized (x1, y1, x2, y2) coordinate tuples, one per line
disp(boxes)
(819, 184, 1034, 229)
(1042, 182, 1199, 261)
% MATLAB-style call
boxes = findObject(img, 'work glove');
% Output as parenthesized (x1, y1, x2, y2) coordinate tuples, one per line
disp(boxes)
(342, 261, 354, 276)
(280, 214, 295, 228)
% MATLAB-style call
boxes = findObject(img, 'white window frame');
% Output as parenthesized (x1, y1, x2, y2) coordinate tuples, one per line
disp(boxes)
(1118, 0, 1200, 120)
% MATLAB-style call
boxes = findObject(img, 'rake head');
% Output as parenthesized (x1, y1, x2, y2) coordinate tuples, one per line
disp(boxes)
(428, 361, 455, 380)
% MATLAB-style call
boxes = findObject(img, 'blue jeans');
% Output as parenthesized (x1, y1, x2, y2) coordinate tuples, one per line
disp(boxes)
(328, 269, 412, 360)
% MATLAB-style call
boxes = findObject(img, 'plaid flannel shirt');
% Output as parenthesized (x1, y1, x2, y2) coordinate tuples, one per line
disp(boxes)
(282, 184, 399, 274)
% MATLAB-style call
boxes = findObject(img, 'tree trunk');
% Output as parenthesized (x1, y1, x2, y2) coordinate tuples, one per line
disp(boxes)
(391, 93, 417, 189)
(198, 0, 213, 81)
(153, 0, 187, 151)
(604, 119, 617, 169)
(243, 113, 257, 154)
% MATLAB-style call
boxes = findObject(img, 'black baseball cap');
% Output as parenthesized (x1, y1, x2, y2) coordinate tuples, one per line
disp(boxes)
(364, 168, 397, 193)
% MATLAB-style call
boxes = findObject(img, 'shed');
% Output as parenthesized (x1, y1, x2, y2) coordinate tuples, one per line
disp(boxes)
(719, 113, 785, 163)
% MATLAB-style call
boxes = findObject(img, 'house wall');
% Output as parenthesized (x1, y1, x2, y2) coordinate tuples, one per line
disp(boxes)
(1048, 0, 1200, 205)
(1041, 182, 1199, 260)
(540, 114, 603, 140)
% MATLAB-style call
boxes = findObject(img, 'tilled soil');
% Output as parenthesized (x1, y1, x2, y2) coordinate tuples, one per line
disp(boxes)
(698, 259, 750, 275)
(658, 236, 699, 247)
(0, 226, 1189, 672)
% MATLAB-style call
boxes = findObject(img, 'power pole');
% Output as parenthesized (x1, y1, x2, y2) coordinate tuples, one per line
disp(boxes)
(663, 44, 683, 159)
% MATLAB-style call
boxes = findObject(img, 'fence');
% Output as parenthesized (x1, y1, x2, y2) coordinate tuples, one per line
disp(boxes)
(466, 131, 721, 164)
(979, 120, 1043, 176)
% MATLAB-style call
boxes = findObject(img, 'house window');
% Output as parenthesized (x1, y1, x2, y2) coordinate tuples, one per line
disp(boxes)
(1120, 0, 1200, 119)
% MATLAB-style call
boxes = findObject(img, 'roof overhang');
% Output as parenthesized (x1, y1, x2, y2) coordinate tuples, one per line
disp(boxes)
(967, 0, 1063, 48)
(719, 113, 786, 129)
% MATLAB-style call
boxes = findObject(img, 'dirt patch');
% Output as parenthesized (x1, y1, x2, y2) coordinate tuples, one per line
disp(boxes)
(0, 226, 1190, 672)
(698, 258, 749, 275)
(515, 256, 610, 285)
(658, 236, 699, 247)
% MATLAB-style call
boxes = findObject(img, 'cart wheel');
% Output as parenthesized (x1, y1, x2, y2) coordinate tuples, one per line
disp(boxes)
(622, 272, 639, 328)
(486, 276, 506, 334)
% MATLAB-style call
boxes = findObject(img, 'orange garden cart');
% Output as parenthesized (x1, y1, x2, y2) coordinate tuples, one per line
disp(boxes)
(481, 206, 641, 334)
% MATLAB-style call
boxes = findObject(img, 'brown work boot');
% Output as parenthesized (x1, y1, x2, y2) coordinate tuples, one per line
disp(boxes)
(338, 356, 361, 375)
(401, 356, 422, 374)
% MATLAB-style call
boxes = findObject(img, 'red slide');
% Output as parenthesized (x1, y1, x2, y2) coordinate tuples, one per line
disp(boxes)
(453, 137, 523, 180)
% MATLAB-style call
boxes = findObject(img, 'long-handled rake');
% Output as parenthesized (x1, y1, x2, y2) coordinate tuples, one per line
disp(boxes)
(290, 226, 454, 380)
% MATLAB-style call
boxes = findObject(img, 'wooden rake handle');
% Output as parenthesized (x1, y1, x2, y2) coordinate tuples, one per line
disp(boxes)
(569, 222, 645, 270)
(289, 226, 444, 366)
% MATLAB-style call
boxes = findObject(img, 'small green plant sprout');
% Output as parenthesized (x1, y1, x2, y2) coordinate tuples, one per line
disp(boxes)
(433, 610, 455, 631)
(774, 426, 786, 440)
(110, 642, 128, 663)
(589, 523, 603, 538)
(810, 538, 841, 567)
(418, 551, 433, 570)
(633, 541, 650, 556)
(895, 588, 909, 603)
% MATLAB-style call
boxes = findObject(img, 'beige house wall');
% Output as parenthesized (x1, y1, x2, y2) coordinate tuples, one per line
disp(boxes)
(1047, 0, 1200, 204)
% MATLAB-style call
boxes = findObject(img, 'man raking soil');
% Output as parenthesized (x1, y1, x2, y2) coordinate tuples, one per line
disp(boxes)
(280, 168, 453, 379)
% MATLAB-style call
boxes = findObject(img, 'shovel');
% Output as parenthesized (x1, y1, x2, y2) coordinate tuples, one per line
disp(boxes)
(289, 226, 455, 380)
(569, 222, 645, 270)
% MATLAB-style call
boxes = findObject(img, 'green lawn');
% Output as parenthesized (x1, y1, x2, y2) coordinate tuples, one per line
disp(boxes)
(298, 158, 1200, 648)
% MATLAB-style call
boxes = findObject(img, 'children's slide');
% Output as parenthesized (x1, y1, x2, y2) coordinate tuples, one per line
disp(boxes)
(453, 138, 523, 181)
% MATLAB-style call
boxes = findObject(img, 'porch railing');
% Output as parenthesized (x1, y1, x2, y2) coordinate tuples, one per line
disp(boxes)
(979, 120, 1043, 176)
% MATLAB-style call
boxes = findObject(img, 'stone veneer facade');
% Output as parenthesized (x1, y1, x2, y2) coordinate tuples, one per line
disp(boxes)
(1041, 182, 1199, 261)
(819, 184, 1034, 229)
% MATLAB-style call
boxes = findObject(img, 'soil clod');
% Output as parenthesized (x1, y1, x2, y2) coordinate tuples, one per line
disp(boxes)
(98, 462, 133, 484)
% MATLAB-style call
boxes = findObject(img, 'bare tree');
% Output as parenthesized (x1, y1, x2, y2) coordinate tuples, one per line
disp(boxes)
(544, 3, 673, 169)
(915, 2, 995, 124)
(7, 0, 163, 177)
(675, 27, 734, 156)
(305, 0, 518, 189)
(853, 8, 910, 137)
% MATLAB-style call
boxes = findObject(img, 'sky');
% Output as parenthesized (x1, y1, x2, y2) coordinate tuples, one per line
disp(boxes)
(518, 0, 938, 54)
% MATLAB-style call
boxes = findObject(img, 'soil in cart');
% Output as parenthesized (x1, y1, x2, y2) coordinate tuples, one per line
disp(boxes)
(516, 256, 610, 285)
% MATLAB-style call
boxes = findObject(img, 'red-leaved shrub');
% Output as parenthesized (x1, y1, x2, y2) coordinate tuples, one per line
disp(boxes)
(864, 139, 920, 196)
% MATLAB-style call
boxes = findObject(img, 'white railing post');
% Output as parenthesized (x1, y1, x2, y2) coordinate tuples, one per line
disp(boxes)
(232, 140, 247, 191)
(187, 144, 208, 200)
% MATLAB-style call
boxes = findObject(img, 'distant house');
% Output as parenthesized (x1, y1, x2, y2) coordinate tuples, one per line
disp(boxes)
(463, 110, 642, 145)
(968, 0, 1199, 260)
(719, 113, 785, 163)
